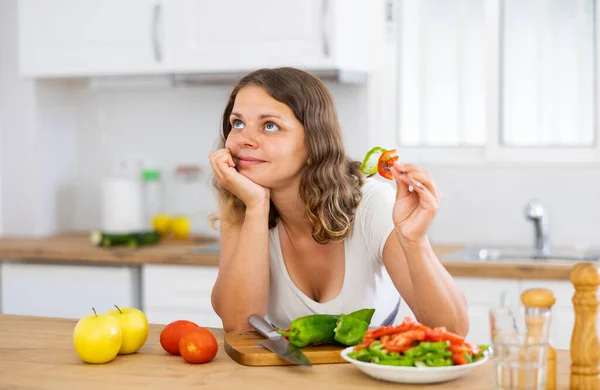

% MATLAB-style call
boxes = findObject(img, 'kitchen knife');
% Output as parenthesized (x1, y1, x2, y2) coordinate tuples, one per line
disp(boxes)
(248, 315, 312, 367)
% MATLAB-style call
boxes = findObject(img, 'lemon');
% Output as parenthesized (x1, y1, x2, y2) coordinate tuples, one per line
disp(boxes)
(169, 216, 191, 239)
(152, 214, 172, 235)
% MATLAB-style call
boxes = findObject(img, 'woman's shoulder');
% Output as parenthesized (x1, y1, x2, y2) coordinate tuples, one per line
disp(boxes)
(360, 177, 396, 202)
(353, 177, 396, 263)
(354, 177, 396, 221)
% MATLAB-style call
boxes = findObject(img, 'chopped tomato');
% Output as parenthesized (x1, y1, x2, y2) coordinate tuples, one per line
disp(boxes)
(353, 343, 368, 350)
(426, 327, 465, 346)
(382, 329, 426, 353)
(449, 343, 478, 355)
(377, 149, 399, 180)
(452, 352, 468, 365)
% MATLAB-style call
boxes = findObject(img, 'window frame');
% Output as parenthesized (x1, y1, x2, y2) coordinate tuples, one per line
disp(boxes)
(372, 0, 600, 166)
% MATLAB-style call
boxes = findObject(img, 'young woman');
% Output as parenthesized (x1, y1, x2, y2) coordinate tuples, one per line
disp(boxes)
(209, 67, 468, 336)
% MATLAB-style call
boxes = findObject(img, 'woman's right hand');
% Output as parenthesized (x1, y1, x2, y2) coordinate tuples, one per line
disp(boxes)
(209, 148, 270, 209)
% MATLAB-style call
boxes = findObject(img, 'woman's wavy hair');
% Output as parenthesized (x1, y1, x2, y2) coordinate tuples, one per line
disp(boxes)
(210, 67, 364, 244)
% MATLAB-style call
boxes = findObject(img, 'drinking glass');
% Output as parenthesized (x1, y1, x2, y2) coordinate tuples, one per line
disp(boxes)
(489, 306, 551, 390)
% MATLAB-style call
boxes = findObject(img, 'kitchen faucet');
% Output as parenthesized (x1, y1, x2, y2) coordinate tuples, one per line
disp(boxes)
(523, 199, 550, 256)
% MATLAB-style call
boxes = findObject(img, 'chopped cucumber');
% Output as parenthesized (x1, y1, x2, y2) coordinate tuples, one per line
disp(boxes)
(90, 231, 161, 248)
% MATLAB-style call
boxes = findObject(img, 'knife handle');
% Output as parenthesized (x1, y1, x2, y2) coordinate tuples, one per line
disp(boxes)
(248, 314, 279, 338)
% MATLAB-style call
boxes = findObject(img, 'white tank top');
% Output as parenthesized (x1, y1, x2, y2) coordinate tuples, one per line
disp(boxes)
(265, 177, 402, 330)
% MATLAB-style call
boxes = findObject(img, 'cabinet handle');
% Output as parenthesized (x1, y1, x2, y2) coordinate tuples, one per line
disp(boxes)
(152, 3, 162, 62)
(321, 0, 330, 57)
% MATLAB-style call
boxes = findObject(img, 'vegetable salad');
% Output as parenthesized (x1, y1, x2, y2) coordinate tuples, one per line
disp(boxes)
(347, 317, 489, 367)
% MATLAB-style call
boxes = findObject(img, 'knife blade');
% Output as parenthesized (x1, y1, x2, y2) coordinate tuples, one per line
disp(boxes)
(248, 315, 312, 367)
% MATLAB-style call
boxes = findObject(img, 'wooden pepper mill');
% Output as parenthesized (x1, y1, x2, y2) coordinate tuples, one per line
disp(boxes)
(570, 262, 600, 390)
(520, 288, 556, 390)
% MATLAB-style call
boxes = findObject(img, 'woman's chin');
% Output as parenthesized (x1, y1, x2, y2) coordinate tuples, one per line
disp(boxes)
(238, 170, 269, 186)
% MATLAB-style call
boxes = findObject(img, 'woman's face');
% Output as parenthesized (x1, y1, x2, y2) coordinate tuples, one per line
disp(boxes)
(225, 85, 308, 189)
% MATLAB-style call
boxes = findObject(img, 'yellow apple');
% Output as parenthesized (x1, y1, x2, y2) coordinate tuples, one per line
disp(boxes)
(73, 308, 122, 364)
(105, 305, 149, 354)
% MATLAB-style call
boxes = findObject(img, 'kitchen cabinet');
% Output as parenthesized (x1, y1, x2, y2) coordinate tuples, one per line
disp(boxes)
(18, 0, 376, 78)
(453, 277, 574, 349)
(164, 0, 370, 73)
(0, 262, 138, 319)
(142, 264, 222, 328)
(18, 0, 165, 77)
(454, 277, 521, 345)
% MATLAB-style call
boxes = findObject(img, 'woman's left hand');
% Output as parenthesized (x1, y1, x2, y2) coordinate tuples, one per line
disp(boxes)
(390, 162, 441, 244)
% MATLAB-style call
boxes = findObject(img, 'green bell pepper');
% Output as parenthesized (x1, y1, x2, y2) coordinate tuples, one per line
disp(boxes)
(360, 146, 386, 175)
(276, 314, 339, 348)
(334, 314, 369, 346)
(347, 308, 375, 324)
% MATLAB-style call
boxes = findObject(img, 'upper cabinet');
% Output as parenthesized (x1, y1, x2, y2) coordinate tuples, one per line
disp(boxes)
(165, 0, 333, 72)
(18, 0, 378, 78)
(18, 0, 166, 77)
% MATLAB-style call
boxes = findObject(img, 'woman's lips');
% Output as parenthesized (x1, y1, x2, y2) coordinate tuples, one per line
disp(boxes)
(236, 157, 266, 167)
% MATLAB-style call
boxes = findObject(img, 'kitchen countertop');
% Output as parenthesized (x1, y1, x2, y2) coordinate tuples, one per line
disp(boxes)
(0, 233, 577, 280)
(0, 314, 571, 390)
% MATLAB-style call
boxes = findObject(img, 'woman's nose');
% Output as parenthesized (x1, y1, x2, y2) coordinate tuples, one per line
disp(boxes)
(236, 125, 258, 148)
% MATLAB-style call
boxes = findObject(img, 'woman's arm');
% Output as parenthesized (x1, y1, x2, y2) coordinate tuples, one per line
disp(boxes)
(382, 233, 469, 336)
(208, 148, 272, 332)
(211, 202, 271, 332)
(381, 161, 469, 336)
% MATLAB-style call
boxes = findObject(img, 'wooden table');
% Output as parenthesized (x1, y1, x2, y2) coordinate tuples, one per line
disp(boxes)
(0, 314, 572, 389)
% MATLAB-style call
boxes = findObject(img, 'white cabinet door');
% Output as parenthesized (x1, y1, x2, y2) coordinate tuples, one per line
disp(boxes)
(18, 0, 164, 77)
(454, 277, 521, 345)
(142, 265, 221, 328)
(0, 262, 137, 319)
(165, 0, 334, 72)
(520, 280, 575, 350)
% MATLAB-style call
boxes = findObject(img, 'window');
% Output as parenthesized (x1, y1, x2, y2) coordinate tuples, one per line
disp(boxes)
(383, 0, 600, 163)
(501, 0, 595, 147)
(398, 0, 486, 147)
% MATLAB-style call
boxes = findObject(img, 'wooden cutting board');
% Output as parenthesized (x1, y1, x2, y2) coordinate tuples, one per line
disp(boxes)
(224, 330, 348, 366)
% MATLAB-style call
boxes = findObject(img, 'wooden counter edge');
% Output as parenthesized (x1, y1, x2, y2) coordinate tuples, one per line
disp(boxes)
(0, 235, 577, 280)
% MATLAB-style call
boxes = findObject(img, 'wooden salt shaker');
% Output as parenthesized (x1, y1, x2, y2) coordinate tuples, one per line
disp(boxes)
(520, 288, 556, 390)
(570, 262, 600, 390)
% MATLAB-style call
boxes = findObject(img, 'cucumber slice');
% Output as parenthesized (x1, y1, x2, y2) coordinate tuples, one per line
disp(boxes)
(90, 231, 161, 248)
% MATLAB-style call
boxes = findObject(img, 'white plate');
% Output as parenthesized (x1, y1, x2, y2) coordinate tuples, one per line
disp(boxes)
(340, 346, 489, 384)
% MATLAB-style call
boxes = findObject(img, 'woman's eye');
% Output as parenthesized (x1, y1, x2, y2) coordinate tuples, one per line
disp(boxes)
(264, 122, 280, 132)
(232, 119, 244, 129)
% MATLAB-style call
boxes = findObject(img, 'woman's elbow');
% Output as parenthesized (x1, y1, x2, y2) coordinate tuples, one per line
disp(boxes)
(454, 315, 470, 338)
(222, 320, 253, 333)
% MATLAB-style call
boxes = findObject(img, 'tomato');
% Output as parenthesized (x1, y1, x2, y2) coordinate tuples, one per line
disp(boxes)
(450, 343, 479, 355)
(452, 352, 468, 365)
(160, 320, 200, 355)
(377, 149, 399, 180)
(426, 327, 465, 346)
(383, 329, 427, 353)
(179, 328, 219, 364)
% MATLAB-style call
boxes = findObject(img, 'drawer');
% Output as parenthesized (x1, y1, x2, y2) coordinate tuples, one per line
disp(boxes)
(1, 262, 135, 319)
(142, 265, 218, 309)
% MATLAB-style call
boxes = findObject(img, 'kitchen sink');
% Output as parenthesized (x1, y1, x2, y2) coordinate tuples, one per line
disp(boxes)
(443, 246, 600, 262)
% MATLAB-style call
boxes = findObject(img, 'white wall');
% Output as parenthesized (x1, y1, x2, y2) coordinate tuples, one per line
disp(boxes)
(0, 0, 39, 236)
(425, 164, 600, 248)
(66, 82, 600, 248)
(0, 0, 598, 249)
(0, 0, 79, 236)
(0, 115, 3, 236)
(70, 81, 370, 236)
